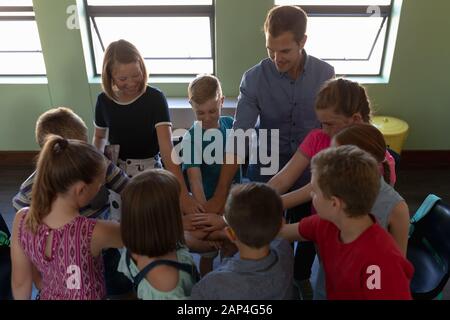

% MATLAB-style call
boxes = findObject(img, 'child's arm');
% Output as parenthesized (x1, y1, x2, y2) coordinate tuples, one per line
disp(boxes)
(156, 125, 205, 215)
(387, 201, 410, 256)
(90, 221, 123, 257)
(278, 222, 306, 242)
(93, 127, 108, 153)
(268, 151, 310, 194)
(10, 210, 33, 300)
(281, 183, 313, 209)
(104, 159, 129, 194)
(186, 167, 207, 204)
(191, 213, 226, 233)
(204, 153, 241, 214)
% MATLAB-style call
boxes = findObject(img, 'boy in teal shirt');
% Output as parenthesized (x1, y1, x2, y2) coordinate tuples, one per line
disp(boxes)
(182, 75, 241, 275)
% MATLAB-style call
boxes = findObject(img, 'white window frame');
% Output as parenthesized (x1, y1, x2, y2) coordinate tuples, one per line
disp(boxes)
(0, 5, 45, 76)
(84, 0, 215, 77)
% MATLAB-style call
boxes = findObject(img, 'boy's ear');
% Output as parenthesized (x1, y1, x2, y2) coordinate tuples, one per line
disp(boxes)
(225, 226, 237, 242)
(331, 195, 344, 212)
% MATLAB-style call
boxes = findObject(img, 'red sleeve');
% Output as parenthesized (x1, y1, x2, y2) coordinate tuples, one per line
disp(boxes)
(298, 130, 320, 159)
(360, 258, 414, 300)
(298, 214, 321, 243)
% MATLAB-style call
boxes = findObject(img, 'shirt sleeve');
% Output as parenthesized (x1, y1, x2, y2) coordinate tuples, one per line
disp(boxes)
(104, 159, 129, 193)
(181, 126, 202, 170)
(94, 94, 108, 128)
(298, 214, 321, 243)
(153, 89, 172, 127)
(12, 173, 35, 211)
(299, 130, 320, 159)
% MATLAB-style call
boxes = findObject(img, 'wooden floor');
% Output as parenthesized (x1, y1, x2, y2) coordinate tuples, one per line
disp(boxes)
(1, 164, 450, 299)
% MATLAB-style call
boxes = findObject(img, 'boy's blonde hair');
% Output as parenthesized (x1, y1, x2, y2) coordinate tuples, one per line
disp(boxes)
(101, 39, 148, 100)
(311, 145, 380, 217)
(188, 74, 223, 106)
(315, 78, 372, 122)
(35, 107, 88, 148)
(120, 169, 185, 257)
(225, 183, 283, 248)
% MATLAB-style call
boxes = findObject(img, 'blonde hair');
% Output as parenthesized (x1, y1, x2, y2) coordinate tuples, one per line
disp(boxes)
(311, 145, 380, 217)
(264, 5, 308, 42)
(225, 183, 283, 248)
(315, 78, 372, 122)
(188, 74, 223, 106)
(27, 135, 105, 233)
(120, 169, 185, 257)
(101, 39, 148, 100)
(35, 107, 88, 148)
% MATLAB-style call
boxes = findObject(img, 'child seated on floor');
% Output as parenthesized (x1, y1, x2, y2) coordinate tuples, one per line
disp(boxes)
(190, 183, 296, 300)
(180, 75, 241, 276)
(279, 145, 413, 300)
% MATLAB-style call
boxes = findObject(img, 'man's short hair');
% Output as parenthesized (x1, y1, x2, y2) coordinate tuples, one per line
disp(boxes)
(311, 145, 380, 217)
(264, 5, 308, 42)
(35, 107, 88, 147)
(225, 183, 283, 248)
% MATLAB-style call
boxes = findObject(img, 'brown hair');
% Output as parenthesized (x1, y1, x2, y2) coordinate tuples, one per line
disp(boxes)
(264, 5, 307, 42)
(35, 107, 88, 148)
(188, 74, 223, 106)
(120, 169, 184, 257)
(333, 123, 391, 184)
(315, 78, 372, 122)
(101, 39, 148, 100)
(28, 135, 106, 233)
(225, 183, 283, 248)
(311, 145, 380, 217)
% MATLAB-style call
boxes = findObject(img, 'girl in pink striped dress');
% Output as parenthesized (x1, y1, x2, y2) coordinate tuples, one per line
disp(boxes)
(10, 135, 123, 300)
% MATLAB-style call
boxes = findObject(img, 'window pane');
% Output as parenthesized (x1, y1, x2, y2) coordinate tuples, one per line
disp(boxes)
(92, 17, 213, 75)
(0, 52, 45, 75)
(0, 0, 32, 6)
(87, 0, 212, 6)
(275, 0, 391, 5)
(0, 20, 45, 75)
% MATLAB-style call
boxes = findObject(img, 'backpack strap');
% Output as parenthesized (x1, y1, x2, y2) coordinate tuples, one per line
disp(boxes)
(125, 250, 200, 291)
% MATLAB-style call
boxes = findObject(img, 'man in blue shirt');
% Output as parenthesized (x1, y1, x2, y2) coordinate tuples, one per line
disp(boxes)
(204, 5, 334, 298)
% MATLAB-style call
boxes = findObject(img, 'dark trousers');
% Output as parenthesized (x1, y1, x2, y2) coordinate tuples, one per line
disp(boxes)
(286, 202, 315, 281)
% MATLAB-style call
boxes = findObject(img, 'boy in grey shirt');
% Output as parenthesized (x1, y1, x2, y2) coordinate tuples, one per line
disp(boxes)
(190, 183, 296, 300)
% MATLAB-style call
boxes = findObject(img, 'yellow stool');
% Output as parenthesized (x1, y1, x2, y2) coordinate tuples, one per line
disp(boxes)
(371, 116, 409, 154)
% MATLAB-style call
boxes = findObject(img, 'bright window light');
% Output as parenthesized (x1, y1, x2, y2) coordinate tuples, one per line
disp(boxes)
(274, 0, 393, 75)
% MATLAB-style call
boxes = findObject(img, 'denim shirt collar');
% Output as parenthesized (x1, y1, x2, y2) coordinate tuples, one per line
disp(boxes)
(272, 49, 310, 80)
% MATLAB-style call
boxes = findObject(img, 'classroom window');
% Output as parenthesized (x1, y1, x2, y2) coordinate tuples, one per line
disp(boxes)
(0, 0, 46, 75)
(275, 0, 394, 75)
(86, 0, 214, 77)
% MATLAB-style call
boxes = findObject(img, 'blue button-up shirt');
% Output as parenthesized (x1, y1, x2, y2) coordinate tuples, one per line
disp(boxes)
(233, 51, 335, 166)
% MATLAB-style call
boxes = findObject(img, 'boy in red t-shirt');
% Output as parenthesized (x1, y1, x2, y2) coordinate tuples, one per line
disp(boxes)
(280, 145, 413, 300)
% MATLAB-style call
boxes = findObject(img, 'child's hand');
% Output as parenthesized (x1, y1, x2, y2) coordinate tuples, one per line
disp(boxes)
(181, 193, 205, 215)
(204, 196, 225, 215)
(191, 213, 226, 232)
(182, 214, 196, 231)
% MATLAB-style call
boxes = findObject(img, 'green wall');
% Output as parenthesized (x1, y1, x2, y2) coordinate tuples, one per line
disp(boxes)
(0, 0, 448, 151)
